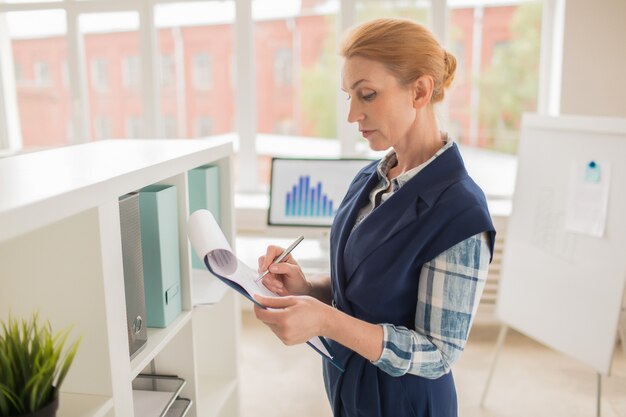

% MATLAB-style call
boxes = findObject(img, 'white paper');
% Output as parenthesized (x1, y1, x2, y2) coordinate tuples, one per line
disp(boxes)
(564, 160, 610, 237)
(188, 209, 332, 359)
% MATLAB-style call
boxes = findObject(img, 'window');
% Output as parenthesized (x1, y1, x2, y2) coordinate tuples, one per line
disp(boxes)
(160, 54, 174, 87)
(356, 0, 429, 24)
(14, 62, 23, 83)
(273, 47, 292, 86)
(448, 3, 542, 153)
(0, 0, 546, 196)
(80, 11, 141, 141)
(6, 9, 70, 149)
(491, 40, 511, 66)
(155, 1, 235, 139)
(122, 55, 140, 89)
(34, 61, 51, 85)
(253, 0, 339, 144)
(162, 115, 177, 138)
(61, 60, 69, 87)
(94, 115, 111, 139)
(91, 58, 108, 91)
(125, 116, 142, 138)
(192, 53, 212, 90)
(194, 116, 213, 137)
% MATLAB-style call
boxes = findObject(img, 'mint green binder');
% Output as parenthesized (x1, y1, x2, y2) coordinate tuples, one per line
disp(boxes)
(188, 165, 220, 269)
(139, 184, 182, 328)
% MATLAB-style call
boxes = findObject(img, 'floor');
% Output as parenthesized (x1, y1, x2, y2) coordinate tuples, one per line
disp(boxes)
(239, 311, 626, 417)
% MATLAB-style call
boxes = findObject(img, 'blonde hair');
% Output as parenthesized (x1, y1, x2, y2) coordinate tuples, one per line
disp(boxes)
(340, 18, 456, 103)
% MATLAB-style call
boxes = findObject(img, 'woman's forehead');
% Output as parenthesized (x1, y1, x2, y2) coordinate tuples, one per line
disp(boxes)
(341, 57, 394, 90)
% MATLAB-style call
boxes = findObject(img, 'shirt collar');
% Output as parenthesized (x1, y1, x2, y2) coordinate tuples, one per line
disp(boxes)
(376, 133, 454, 188)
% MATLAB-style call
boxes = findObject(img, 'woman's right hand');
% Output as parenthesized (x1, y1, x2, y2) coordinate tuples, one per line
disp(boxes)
(258, 245, 311, 296)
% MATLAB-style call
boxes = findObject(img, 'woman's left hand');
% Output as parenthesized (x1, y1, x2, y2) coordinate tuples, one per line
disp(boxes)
(253, 294, 330, 345)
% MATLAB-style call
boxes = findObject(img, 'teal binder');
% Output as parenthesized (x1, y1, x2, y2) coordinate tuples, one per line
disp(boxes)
(139, 184, 182, 328)
(188, 165, 220, 269)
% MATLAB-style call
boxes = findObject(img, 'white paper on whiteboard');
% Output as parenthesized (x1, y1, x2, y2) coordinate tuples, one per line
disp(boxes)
(564, 160, 610, 238)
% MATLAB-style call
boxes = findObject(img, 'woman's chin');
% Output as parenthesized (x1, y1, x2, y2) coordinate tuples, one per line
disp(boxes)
(365, 139, 389, 152)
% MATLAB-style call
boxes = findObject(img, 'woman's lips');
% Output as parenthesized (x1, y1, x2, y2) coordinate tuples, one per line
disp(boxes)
(361, 130, 375, 138)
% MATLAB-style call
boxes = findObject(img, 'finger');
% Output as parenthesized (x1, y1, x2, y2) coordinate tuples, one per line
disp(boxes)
(254, 294, 297, 309)
(257, 256, 265, 273)
(262, 245, 285, 268)
(261, 276, 284, 293)
(268, 262, 297, 276)
(253, 302, 282, 325)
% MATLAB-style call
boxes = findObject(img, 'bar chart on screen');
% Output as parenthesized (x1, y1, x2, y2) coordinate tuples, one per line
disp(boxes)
(285, 175, 335, 218)
(269, 158, 372, 227)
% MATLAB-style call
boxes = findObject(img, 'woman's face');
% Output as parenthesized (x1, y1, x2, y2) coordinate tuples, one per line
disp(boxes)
(341, 56, 417, 151)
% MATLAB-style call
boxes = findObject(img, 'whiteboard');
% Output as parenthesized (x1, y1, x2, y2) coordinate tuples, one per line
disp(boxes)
(496, 113, 626, 375)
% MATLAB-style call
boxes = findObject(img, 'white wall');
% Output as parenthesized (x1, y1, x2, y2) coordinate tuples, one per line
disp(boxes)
(560, 0, 626, 118)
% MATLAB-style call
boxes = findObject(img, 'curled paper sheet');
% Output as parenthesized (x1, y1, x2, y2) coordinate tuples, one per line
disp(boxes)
(188, 209, 340, 367)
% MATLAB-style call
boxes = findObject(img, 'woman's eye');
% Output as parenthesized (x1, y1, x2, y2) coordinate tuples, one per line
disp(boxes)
(362, 92, 376, 101)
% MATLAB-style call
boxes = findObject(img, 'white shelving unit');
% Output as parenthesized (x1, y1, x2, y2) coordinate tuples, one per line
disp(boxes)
(0, 138, 240, 417)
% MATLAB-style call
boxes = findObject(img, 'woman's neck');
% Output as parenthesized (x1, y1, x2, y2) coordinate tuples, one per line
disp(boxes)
(391, 108, 443, 175)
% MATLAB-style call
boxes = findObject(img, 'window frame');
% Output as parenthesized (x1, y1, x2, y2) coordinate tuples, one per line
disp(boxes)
(0, 0, 555, 194)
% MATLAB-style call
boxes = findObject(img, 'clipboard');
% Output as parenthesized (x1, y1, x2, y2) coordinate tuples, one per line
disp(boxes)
(188, 209, 344, 372)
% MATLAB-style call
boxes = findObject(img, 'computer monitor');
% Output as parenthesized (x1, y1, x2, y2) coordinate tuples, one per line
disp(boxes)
(268, 157, 373, 228)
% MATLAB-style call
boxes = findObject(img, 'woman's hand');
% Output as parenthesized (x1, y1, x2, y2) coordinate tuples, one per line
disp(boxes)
(253, 294, 330, 345)
(258, 245, 312, 296)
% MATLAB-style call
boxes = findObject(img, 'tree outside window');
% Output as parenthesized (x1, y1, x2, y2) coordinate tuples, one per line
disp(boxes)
(479, 3, 542, 154)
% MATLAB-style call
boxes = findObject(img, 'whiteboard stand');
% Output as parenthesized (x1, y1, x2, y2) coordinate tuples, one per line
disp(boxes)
(479, 325, 508, 407)
(480, 325, 605, 417)
(597, 374, 602, 417)
(481, 289, 626, 415)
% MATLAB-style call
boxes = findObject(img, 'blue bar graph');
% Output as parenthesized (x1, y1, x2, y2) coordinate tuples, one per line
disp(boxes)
(284, 175, 336, 218)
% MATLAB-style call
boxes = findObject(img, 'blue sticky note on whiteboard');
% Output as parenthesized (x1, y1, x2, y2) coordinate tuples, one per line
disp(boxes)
(585, 161, 601, 183)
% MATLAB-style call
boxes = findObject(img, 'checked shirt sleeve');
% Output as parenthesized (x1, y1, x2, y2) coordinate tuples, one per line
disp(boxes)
(372, 232, 491, 378)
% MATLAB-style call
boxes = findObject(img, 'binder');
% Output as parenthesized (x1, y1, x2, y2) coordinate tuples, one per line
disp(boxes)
(188, 165, 220, 269)
(139, 184, 182, 328)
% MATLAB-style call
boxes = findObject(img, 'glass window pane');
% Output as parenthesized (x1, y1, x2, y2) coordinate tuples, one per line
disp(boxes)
(154, 1, 235, 139)
(7, 10, 70, 149)
(3, 0, 61, 3)
(448, 2, 542, 153)
(79, 11, 142, 140)
(356, 0, 429, 24)
(253, 0, 339, 140)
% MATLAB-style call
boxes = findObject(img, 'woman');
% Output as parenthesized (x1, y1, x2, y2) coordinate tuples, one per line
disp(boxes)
(254, 18, 495, 417)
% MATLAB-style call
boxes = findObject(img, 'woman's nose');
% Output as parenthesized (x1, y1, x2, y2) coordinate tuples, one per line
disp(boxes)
(347, 100, 364, 123)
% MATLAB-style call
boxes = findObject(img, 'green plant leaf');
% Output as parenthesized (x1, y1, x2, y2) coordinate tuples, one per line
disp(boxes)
(0, 313, 80, 414)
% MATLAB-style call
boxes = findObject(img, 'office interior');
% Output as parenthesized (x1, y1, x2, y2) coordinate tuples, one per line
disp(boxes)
(1, 0, 625, 416)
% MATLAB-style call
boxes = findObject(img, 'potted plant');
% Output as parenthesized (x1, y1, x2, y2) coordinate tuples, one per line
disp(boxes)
(0, 314, 80, 417)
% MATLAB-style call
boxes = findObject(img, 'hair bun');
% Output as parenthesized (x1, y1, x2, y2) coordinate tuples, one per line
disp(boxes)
(442, 50, 457, 90)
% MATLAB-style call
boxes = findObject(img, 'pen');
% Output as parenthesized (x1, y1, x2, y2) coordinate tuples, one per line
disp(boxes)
(255, 235, 304, 283)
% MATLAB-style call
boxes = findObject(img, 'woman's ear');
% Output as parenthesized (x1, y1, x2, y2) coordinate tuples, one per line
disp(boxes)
(412, 75, 434, 109)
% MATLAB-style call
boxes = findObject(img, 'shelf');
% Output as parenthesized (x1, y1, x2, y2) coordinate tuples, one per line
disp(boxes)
(196, 376, 237, 417)
(130, 311, 193, 378)
(58, 392, 114, 417)
(1, 138, 240, 416)
(0, 138, 233, 243)
(132, 375, 186, 417)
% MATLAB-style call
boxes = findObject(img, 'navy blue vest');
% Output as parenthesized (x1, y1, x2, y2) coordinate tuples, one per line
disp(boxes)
(323, 143, 496, 417)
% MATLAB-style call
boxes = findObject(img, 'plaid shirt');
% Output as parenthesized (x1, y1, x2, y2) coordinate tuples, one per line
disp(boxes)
(354, 139, 491, 379)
